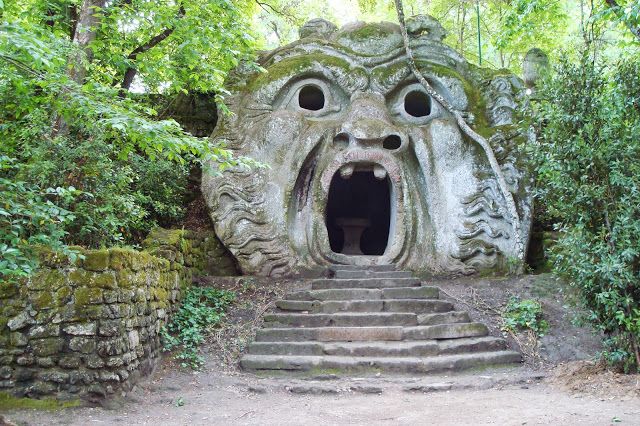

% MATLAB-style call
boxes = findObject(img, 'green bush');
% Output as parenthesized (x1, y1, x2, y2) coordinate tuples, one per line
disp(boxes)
(501, 297, 549, 336)
(161, 287, 235, 369)
(532, 56, 640, 372)
(0, 156, 81, 282)
(13, 136, 190, 248)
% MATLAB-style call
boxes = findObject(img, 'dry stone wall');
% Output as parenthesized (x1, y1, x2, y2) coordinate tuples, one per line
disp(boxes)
(0, 228, 237, 401)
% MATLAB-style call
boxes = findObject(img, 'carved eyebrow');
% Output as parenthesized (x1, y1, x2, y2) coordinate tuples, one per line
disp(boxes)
(370, 62, 413, 94)
(250, 56, 368, 105)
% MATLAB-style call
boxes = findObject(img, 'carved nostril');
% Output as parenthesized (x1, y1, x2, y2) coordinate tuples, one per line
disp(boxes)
(383, 134, 402, 150)
(333, 132, 350, 149)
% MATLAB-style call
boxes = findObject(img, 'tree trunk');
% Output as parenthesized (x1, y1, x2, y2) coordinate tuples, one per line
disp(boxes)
(69, 0, 107, 84)
(52, 0, 106, 136)
(393, 0, 525, 263)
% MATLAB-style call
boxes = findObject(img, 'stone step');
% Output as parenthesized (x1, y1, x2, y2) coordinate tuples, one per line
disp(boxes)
(263, 312, 418, 328)
(285, 286, 440, 301)
(276, 299, 454, 314)
(403, 323, 488, 340)
(240, 351, 522, 373)
(331, 270, 414, 279)
(255, 323, 488, 342)
(255, 326, 405, 342)
(329, 265, 397, 272)
(311, 278, 421, 290)
(247, 336, 507, 357)
(417, 311, 470, 326)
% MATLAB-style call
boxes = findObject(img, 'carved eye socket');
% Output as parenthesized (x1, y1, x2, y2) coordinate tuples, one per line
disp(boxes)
(404, 90, 431, 117)
(298, 85, 325, 111)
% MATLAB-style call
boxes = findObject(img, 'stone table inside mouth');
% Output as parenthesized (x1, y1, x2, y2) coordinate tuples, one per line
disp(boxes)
(336, 217, 371, 255)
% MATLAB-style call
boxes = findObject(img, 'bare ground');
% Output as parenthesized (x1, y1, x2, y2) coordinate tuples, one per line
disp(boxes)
(3, 274, 639, 425)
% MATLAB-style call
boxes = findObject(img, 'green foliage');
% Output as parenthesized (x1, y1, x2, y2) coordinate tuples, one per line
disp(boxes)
(502, 297, 549, 336)
(0, 0, 261, 279)
(0, 156, 82, 282)
(532, 55, 640, 371)
(161, 287, 235, 369)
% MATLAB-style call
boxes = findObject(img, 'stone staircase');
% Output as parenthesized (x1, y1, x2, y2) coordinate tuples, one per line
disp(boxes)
(240, 266, 521, 374)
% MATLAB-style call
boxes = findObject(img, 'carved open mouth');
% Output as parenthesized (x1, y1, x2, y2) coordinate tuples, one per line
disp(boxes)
(325, 163, 392, 256)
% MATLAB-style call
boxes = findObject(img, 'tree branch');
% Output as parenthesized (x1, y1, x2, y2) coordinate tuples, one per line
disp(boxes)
(117, 4, 185, 94)
(604, 0, 640, 42)
(255, 1, 299, 25)
(393, 0, 525, 263)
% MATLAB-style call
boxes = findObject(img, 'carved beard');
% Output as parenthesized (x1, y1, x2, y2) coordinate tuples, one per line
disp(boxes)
(202, 44, 532, 277)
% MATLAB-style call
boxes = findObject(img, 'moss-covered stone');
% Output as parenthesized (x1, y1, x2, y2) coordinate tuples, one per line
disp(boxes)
(0, 226, 236, 400)
(31, 291, 53, 310)
(143, 228, 186, 249)
(93, 273, 117, 290)
(29, 269, 66, 292)
(109, 248, 138, 271)
(53, 286, 73, 306)
(248, 54, 352, 91)
(130, 251, 154, 272)
(83, 250, 110, 272)
(31, 338, 64, 357)
(0, 281, 19, 299)
(69, 269, 93, 287)
(74, 287, 104, 306)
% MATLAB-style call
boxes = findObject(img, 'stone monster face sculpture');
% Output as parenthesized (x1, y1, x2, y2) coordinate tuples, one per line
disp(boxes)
(202, 17, 533, 276)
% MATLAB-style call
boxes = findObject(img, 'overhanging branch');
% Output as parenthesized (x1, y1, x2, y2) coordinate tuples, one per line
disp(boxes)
(117, 4, 186, 94)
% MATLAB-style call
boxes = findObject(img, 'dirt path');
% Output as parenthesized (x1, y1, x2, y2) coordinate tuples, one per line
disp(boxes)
(4, 274, 639, 425)
(4, 363, 639, 426)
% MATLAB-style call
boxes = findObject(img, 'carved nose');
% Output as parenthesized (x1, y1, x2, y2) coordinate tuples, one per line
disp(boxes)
(335, 92, 407, 151)
(334, 128, 406, 152)
(335, 120, 407, 151)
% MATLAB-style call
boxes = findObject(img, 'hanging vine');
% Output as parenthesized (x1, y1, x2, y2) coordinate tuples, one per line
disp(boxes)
(393, 0, 525, 263)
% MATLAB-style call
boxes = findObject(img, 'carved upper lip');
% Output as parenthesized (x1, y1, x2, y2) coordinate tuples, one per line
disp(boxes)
(320, 149, 402, 194)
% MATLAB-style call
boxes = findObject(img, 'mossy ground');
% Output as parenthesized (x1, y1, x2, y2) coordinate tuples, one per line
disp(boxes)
(0, 392, 80, 411)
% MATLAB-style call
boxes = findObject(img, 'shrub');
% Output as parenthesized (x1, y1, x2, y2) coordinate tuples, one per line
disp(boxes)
(532, 56, 640, 372)
(161, 287, 236, 369)
(502, 297, 549, 336)
(0, 156, 80, 282)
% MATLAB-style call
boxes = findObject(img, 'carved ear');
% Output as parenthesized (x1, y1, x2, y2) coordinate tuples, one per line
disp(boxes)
(299, 19, 338, 40)
(405, 15, 447, 42)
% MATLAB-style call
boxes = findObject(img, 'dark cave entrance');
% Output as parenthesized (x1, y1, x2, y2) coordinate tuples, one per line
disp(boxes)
(325, 169, 391, 256)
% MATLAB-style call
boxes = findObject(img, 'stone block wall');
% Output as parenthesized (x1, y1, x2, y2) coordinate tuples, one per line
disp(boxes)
(0, 228, 237, 400)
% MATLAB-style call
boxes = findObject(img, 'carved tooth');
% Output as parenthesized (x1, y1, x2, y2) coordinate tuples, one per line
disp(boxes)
(340, 164, 354, 179)
(374, 165, 387, 180)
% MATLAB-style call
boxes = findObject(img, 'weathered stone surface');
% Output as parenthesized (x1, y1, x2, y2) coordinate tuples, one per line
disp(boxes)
(58, 355, 81, 369)
(0, 366, 12, 379)
(63, 323, 97, 336)
(31, 338, 64, 357)
(9, 332, 28, 347)
(28, 324, 60, 339)
(39, 370, 69, 383)
(7, 312, 35, 331)
(69, 337, 97, 354)
(202, 16, 534, 277)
